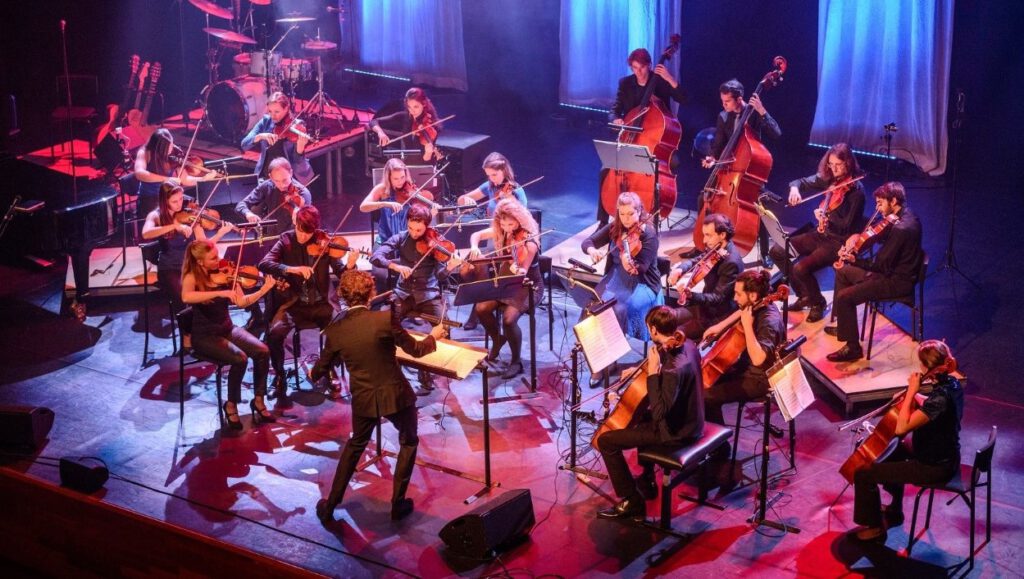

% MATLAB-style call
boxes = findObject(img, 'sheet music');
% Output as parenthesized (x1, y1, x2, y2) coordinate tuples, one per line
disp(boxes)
(396, 333, 487, 380)
(573, 307, 632, 375)
(768, 354, 815, 422)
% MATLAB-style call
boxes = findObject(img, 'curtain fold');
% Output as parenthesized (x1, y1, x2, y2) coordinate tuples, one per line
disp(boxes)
(357, 0, 468, 91)
(559, 0, 681, 109)
(811, 0, 954, 175)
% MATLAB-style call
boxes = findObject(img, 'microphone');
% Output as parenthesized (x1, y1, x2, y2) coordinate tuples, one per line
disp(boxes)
(883, 122, 899, 132)
(327, 6, 342, 13)
(60, 19, 66, 32)
(567, 257, 597, 274)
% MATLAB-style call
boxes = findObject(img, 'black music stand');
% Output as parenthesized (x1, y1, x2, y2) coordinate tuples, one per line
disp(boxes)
(454, 272, 539, 398)
(393, 334, 496, 503)
(757, 202, 796, 326)
(594, 139, 662, 231)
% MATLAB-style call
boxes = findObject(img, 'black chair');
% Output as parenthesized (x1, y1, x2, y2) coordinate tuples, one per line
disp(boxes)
(50, 74, 98, 161)
(637, 422, 733, 530)
(862, 253, 928, 360)
(730, 396, 796, 480)
(537, 254, 555, 351)
(907, 425, 996, 573)
(140, 240, 177, 368)
(176, 308, 225, 424)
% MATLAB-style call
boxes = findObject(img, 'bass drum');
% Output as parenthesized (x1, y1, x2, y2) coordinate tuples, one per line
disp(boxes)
(207, 78, 268, 142)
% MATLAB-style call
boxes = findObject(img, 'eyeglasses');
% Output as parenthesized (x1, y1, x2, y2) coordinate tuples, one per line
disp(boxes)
(827, 162, 846, 168)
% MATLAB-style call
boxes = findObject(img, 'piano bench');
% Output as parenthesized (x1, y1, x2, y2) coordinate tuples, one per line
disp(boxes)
(637, 422, 732, 530)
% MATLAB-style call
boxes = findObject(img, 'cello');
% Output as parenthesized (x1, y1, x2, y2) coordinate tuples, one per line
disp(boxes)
(599, 35, 682, 221)
(700, 284, 789, 388)
(695, 57, 787, 255)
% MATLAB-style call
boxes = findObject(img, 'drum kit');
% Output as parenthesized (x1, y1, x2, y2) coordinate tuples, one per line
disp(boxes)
(187, 0, 341, 142)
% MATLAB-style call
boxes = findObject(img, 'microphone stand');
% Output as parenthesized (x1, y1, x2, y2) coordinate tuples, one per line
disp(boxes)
(58, 19, 77, 202)
(930, 91, 979, 288)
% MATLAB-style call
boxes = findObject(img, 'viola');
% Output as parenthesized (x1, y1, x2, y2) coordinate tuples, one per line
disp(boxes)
(677, 243, 727, 292)
(834, 212, 900, 269)
(209, 259, 263, 290)
(416, 227, 456, 262)
(700, 284, 789, 388)
(306, 231, 371, 260)
(175, 201, 228, 230)
(695, 56, 787, 255)
(599, 35, 682, 220)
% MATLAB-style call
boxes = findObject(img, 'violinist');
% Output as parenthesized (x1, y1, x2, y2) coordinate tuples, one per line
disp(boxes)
(609, 48, 686, 126)
(849, 340, 964, 542)
(667, 213, 745, 340)
(701, 269, 785, 425)
(181, 239, 278, 430)
(464, 198, 543, 380)
(582, 192, 663, 347)
(770, 143, 866, 322)
(258, 206, 357, 403)
(235, 157, 312, 239)
(369, 204, 462, 394)
(595, 306, 704, 520)
(369, 87, 444, 163)
(141, 181, 235, 345)
(134, 129, 213, 217)
(241, 92, 313, 184)
(456, 152, 528, 216)
(360, 158, 439, 247)
(825, 182, 923, 362)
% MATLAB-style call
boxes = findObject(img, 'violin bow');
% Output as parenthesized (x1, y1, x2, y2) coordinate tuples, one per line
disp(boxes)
(267, 174, 321, 220)
(473, 228, 555, 261)
(788, 174, 866, 207)
(185, 177, 226, 240)
(230, 226, 248, 294)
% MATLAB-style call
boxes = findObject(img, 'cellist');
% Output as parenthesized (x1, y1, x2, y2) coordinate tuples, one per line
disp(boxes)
(770, 143, 866, 322)
(667, 213, 745, 341)
(849, 340, 964, 543)
(595, 305, 704, 520)
(701, 269, 785, 425)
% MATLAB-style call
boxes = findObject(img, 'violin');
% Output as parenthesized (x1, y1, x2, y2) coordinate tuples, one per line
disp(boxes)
(170, 147, 223, 179)
(306, 230, 371, 260)
(395, 181, 435, 207)
(416, 227, 456, 262)
(273, 112, 313, 144)
(615, 215, 651, 271)
(834, 212, 900, 269)
(174, 201, 228, 230)
(501, 228, 534, 274)
(208, 259, 263, 290)
(675, 243, 727, 293)
(412, 112, 439, 147)
(815, 175, 865, 234)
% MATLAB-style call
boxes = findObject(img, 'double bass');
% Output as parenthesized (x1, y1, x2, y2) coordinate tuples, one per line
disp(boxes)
(695, 57, 787, 255)
(599, 35, 682, 221)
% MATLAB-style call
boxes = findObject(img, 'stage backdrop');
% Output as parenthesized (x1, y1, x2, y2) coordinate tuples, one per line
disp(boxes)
(558, 0, 682, 109)
(809, 0, 954, 175)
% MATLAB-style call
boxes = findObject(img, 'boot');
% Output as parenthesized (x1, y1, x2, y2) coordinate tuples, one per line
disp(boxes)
(391, 444, 418, 520)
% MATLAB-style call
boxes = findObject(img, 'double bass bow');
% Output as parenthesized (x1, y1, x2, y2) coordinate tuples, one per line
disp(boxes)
(599, 35, 682, 222)
(695, 56, 787, 256)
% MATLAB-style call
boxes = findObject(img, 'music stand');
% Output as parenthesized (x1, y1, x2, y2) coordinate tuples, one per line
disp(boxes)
(593, 139, 662, 230)
(757, 202, 795, 326)
(454, 272, 539, 397)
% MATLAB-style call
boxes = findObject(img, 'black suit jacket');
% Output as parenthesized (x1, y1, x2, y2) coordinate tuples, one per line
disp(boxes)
(311, 306, 436, 418)
(687, 241, 744, 324)
(258, 230, 343, 311)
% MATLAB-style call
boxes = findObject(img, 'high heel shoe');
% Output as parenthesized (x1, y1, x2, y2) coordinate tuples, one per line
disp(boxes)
(222, 402, 243, 431)
(249, 399, 277, 424)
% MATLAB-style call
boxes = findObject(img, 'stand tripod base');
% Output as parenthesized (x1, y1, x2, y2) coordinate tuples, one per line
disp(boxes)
(747, 514, 801, 534)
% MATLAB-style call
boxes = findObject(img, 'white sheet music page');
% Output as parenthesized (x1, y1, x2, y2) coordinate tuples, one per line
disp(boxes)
(573, 306, 632, 375)
(768, 355, 815, 422)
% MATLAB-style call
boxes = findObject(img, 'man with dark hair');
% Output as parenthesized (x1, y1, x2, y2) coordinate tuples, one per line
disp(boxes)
(771, 143, 867, 322)
(825, 182, 923, 362)
(668, 213, 745, 340)
(258, 205, 357, 402)
(311, 270, 445, 523)
(370, 204, 461, 394)
(701, 269, 785, 425)
(596, 305, 704, 520)
(609, 47, 687, 126)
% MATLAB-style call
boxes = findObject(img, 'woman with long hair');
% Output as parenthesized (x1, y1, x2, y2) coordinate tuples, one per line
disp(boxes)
(181, 240, 278, 430)
(370, 87, 444, 163)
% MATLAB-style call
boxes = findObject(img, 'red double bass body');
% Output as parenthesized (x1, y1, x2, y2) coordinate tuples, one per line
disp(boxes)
(600, 35, 682, 220)
(695, 56, 787, 255)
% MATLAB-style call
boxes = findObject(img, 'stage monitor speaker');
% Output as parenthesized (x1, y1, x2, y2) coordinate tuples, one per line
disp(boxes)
(437, 130, 492, 194)
(439, 489, 535, 559)
(0, 405, 55, 451)
(371, 165, 443, 196)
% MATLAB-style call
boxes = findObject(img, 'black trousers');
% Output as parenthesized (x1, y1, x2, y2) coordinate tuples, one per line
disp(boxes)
(394, 295, 443, 385)
(597, 425, 661, 499)
(192, 326, 270, 402)
(325, 404, 419, 507)
(703, 368, 770, 425)
(853, 442, 958, 528)
(266, 301, 334, 375)
(769, 230, 841, 305)
(833, 265, 914, 344)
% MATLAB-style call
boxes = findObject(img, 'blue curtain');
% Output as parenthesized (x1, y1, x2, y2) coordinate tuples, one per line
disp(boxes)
(559, 0, 681, 109)
(811, 0, 954, 175)
(358, 0, 468, 91)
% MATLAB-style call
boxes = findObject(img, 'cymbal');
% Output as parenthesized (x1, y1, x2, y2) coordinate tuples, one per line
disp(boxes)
(277, 15, 316, 23)
(302, 39, 338, 51)
(189, 0, 233, 20)
(202, 27, 257, 45)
